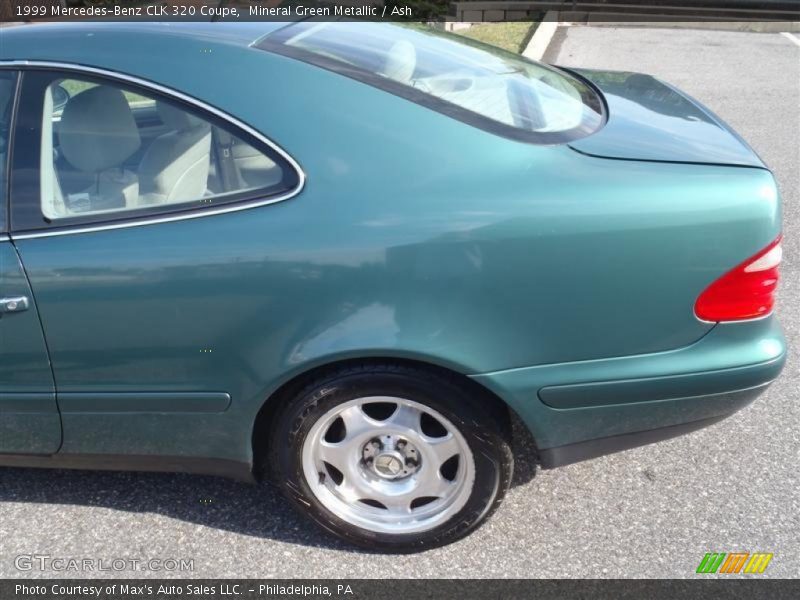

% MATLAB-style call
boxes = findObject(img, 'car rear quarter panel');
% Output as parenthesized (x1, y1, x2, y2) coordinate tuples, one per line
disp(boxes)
(2, 27, 783, 465)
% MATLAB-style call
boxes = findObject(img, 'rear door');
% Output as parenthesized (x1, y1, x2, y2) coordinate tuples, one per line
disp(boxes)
(0, 70, 60, 454)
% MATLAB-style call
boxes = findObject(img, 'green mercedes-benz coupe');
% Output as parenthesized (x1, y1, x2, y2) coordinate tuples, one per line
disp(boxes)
(0, 21, 785, 551)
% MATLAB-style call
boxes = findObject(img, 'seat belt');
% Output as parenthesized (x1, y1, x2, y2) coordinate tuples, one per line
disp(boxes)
(214, 126, 239, 192)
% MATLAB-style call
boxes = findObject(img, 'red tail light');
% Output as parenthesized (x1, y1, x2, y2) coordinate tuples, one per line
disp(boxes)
(695, 236, 782, 322)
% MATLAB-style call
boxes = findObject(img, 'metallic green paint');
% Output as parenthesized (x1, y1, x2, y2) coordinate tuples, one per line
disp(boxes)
(472, 317, 786, 450)
(569, 69, 767, 168)
(0, 23, 786, 472)
(0, 242, 60, 454)
(58, 392, 232, 413)
(538, 358, 782, 409)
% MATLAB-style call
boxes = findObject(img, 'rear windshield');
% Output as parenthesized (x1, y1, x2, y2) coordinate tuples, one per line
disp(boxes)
(257, 22, 605, 144)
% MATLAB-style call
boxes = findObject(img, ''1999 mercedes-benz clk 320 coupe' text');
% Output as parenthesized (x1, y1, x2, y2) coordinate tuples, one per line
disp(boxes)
(0, 21, 785, 551)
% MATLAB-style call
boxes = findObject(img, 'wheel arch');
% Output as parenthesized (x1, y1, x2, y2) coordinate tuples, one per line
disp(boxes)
(251, 356, 520, 481)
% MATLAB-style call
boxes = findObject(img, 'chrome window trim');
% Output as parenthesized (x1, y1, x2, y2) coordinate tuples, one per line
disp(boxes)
(0, 234, 9, 242)
(0, 60, 306, 240)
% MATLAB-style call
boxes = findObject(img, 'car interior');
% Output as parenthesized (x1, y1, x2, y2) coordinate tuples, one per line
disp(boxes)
(280, 23, 591, 134)
(41, 78, 285, 220)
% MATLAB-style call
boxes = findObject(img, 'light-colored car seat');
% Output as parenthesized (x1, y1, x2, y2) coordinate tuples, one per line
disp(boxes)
(137, 101, 212, 206)
(47, 85, 141, 218)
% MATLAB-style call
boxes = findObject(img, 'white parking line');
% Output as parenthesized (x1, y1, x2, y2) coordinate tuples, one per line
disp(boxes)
(522, 12, 563, 61)
(780, 32, 800, 47)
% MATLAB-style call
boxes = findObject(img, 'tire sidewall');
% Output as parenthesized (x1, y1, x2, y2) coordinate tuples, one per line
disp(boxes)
(272, 369, 512, 552)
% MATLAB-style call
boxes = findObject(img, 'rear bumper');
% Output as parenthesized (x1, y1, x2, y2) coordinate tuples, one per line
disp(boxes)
(471, 316, 786, 467)
(537, 385, 766, 468)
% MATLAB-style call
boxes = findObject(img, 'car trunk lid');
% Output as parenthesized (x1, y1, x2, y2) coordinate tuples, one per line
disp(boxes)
(566, 69, 767, 169)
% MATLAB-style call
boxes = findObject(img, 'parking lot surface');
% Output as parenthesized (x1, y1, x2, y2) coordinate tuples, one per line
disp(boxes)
(1, 26, 798, 578)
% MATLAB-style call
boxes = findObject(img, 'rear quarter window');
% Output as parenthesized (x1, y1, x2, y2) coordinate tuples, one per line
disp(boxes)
(10, 68, 302, 233)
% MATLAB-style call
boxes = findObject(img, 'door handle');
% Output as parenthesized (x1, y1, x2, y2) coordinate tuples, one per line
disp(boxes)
(0, 296, 30, 314)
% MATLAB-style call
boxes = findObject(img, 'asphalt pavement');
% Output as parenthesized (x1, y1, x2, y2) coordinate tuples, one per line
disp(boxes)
(1, 26, 798, 579)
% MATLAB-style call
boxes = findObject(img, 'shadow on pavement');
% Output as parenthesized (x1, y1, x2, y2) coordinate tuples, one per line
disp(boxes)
(0, 426, 538, 552)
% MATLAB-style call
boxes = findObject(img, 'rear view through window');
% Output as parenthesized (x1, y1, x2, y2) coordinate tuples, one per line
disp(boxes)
(258, 22, 605, 143)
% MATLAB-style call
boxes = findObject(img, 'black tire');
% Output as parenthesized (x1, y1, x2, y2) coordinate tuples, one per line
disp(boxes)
(268, 363, 513, 552)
